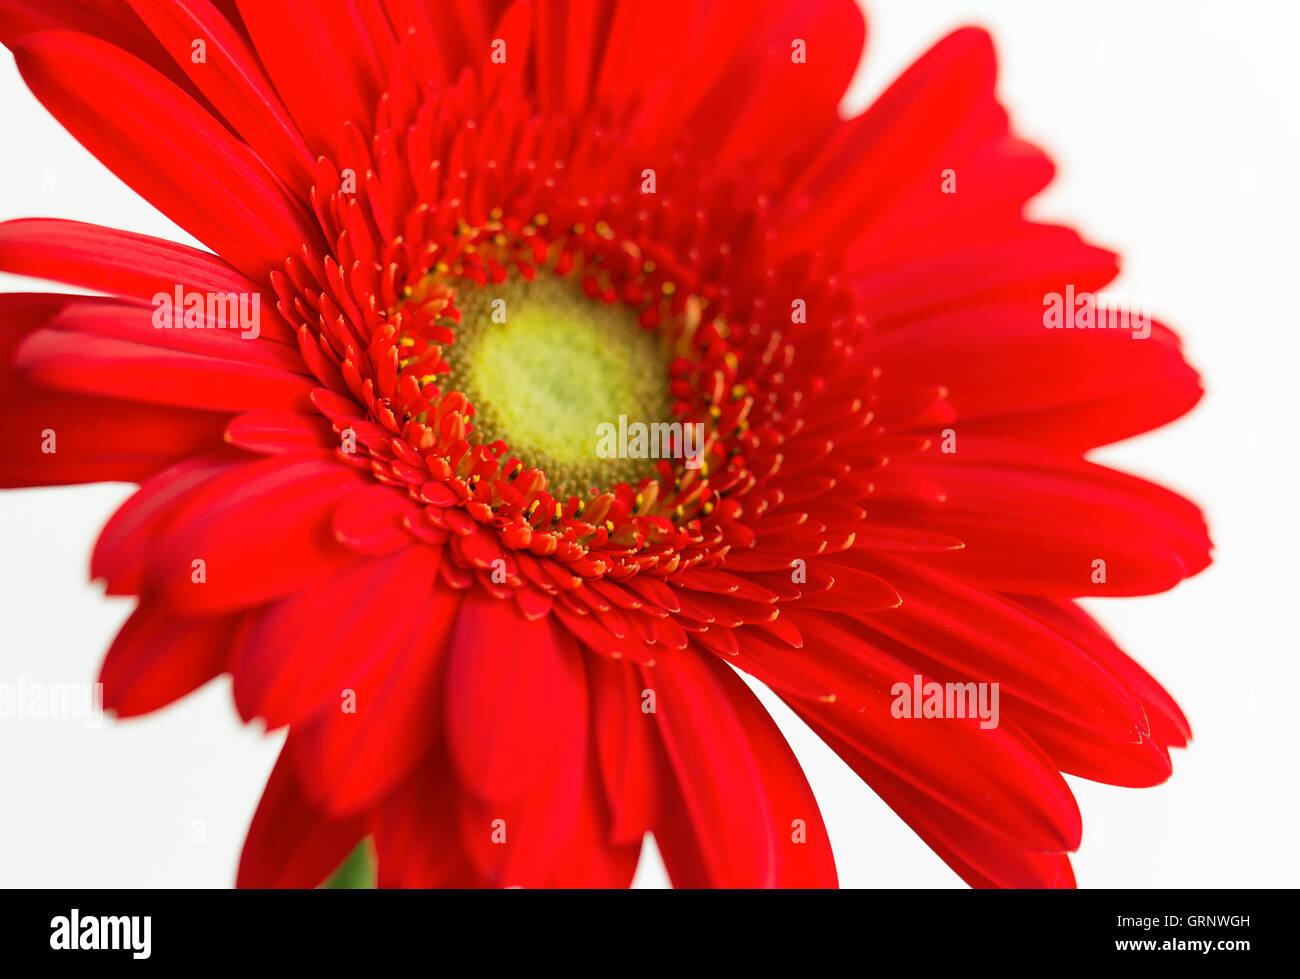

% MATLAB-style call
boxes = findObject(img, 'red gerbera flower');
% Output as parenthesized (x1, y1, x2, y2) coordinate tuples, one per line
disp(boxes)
(0, 0, 1209, 889)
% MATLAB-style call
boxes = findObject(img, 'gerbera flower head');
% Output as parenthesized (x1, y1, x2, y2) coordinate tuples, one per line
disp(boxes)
(0, 0, 1210, 889)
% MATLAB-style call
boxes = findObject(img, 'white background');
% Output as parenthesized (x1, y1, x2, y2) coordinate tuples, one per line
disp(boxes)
(0, 1, 1296, 887)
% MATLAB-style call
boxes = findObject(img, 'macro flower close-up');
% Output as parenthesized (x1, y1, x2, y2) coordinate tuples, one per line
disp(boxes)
(0, 0, 1229, 893)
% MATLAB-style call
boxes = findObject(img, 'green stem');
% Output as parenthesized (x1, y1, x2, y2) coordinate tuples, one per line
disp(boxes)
(321, 838, 377, 889)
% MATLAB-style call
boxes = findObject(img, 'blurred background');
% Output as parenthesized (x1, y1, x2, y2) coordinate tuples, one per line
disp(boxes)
(1, 0, 1296, 887)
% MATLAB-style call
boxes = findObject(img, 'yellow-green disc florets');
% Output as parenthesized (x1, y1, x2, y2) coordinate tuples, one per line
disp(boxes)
(443, 275, 676, 498)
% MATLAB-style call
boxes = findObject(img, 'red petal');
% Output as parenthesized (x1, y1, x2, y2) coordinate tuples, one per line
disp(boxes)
(0, 380, 228, 488)
(874, 303, 1203, 450)
(445, 592, 588, 802)
(100, 602, 240, 717)
(1012, 596, 1192, 748)
(642, 650, 780, 887)
(236, 745, 365, 888)
(806, 716, 1075, 888)
(451, 621, 590, 886)
(691, 0, 865, 168)
(0, 219, 270, 311)
(885, 439, 1212, 595)
(127, 0, 316, 191)
(790, 611, 1083, 852)
(143, 453, 369, 613)
(12, 30, 319, 279)
(331, 483, 419, 554)
(544, 747, 643, 888)
(775, 27, 997, 258)
(231, 544, 440, 728)
(15, 329, 316, 413)
(39, 295, 303, 369)
(91, 451, 244, 593)
(708, 658, 838, 887)
(290, 583, 462, 815)
(224, 410, 335, 455)
(844, 554, 1152, 741)
(374, 755, 475, 887)
(234, 0, 392, 157)
(587, 651, 659, 843)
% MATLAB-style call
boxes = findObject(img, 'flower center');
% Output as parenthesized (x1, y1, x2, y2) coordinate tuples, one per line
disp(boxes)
(444, 275, 675, 499)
